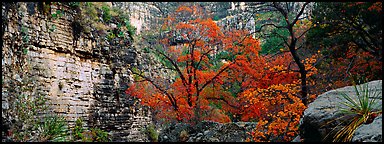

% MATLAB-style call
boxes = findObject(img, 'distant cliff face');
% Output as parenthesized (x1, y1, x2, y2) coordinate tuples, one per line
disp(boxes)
(2, 2, 151, 141)
(112, 2, 161, 34)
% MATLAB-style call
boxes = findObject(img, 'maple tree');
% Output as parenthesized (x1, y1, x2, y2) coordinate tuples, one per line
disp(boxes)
(233, 49, 320, 141)
(243, 2, 314, 106)
(126, 4, 261, 124)
(225, 2, 321, 141)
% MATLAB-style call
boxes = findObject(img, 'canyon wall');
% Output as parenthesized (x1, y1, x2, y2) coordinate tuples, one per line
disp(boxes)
(2, 2, 151, 141)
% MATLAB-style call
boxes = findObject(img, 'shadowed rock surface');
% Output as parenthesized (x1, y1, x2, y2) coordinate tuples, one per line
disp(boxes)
(158, 121, 257, 142)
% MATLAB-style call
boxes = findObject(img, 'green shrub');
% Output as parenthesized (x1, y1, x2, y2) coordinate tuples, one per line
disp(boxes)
(4, 63, 51, 142)
(145, 124, 158, 142)
(37, 115, 69, 142)
(101, 4, 111, 23)
(51, 10, 63, 19)
(125, 21, 136, 37)
(213, 15, 220, 21)
(72, 118, 85, 140)
(107, 32, 116, 41)
(71, 117, 111, 142)
(90, 128, 111, 142)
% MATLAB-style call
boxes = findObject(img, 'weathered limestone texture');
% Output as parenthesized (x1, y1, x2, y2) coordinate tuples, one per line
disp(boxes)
(2, 2, 152, 141)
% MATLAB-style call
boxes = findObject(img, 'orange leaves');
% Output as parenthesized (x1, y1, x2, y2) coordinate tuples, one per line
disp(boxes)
(199, 18, 224, 39)
(230, 45, 309, 141)
(368, 2, 382, 12)
(206, 109, 231, 123)
(243, 84, 306, 142)
(175, 22, 195, 30)
(176, 6, 193, 13)
(243, 37, 261, 55)
(314, 43, 382, 98)
(128, 5, 263, 124)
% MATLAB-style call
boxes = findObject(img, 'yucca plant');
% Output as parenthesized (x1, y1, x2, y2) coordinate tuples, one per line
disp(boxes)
(329, 80, 382, 142)
(36, 115, 69, 142)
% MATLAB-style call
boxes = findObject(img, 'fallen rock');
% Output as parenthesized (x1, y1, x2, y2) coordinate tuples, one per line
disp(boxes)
(299, 80, 382, 142)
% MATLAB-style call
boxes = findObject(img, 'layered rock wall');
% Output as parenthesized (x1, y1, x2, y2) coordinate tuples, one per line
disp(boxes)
(2, 2, 151, 141)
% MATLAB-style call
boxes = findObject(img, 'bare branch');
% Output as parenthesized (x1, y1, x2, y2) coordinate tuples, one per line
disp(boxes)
(297, 26, 314, 40)
(131, 70, 178, 110)
(199, 62, 235, 92)
(143, 37, 189, 88)
(292, 2, 310, 26)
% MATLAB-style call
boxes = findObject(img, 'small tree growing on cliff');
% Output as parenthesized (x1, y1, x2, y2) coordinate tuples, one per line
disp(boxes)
(126, 4, 261, 124)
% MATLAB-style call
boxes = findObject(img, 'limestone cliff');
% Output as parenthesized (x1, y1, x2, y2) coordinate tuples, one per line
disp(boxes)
(2, 2, 151, 141)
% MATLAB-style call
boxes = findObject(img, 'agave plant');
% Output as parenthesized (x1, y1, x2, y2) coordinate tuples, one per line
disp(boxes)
(330, 81, 382, 142)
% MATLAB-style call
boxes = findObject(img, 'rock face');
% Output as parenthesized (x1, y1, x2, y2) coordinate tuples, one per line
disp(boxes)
(158, 121, 257, 142)
(2, 2, 152, 141)
(352, 114, 382, 142)
(298, 80, 382, 142)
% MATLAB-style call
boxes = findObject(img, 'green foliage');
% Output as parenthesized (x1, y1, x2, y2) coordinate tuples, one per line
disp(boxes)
(22, 48, 29, 55)
(37, 115, 69, 142)
(20, 26, 30, 56)
(90, 128, 111, 142)
(49, 25, 56, 32)
(69, 2, 135, 41)
(117, 31, 124, 38)
(10, 93, 49, 141)
(338, 80, 381, 116)
(83, 3, 98, 21)
(257, 12, 289, 55)
(42, 2, 51, 15)
(125, 22, 137, 37)
(72, 118, 85, 140)
(21, 26, 29, 43)
(51, 10, 63, 19)
(71, 117, 111, 142)
(153, 49, 174, 70)
(68, 2, 80, 8)
(5, 64, 50, 141)
(101, 4, 112, 23)
(131, 67, 143, 81)
(106, 31, 116, 41)
(143, 47, 151, 53)
(260, 28, 289, 55)
(145, 124, 158, 142)
(213, 15, 220, 21)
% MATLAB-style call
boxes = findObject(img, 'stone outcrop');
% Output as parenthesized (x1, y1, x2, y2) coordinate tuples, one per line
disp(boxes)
(298, 80, 382, 142)
(158, 121, 257, 142)
(2, 2, 152, 141)
(352, 114, 382, 142)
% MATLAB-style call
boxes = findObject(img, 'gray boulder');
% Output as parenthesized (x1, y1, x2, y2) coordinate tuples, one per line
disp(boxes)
(299, 80, 382, 142)
(352, 114, 382, 142)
